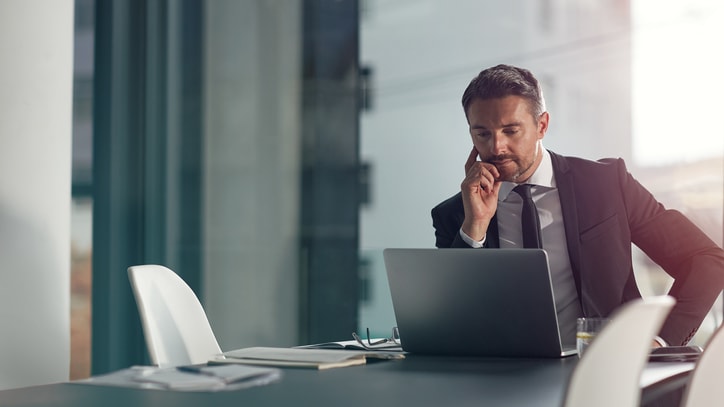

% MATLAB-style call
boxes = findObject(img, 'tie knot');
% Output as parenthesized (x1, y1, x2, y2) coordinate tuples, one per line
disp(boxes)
(513, 184, 533, 199)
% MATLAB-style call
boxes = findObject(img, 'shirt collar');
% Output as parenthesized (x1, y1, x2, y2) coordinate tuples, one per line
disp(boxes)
(499, 146, 555, 200)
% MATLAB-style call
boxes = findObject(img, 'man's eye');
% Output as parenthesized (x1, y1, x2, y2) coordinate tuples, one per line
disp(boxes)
(504, 129, 518, 135)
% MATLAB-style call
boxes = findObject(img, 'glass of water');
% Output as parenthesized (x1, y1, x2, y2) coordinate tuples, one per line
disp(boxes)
(576, 317, 609, 357)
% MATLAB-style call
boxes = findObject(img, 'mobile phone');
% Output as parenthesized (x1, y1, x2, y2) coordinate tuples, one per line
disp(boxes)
(649, 345, 702, 362)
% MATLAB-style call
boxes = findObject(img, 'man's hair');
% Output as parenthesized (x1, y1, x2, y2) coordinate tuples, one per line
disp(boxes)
(461, 64, 546, 118)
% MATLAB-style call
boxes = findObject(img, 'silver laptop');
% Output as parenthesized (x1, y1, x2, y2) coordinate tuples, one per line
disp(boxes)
(383, 248, 577, 358)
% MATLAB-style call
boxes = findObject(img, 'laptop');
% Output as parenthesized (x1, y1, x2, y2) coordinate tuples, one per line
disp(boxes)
(383, 248, 577, 358)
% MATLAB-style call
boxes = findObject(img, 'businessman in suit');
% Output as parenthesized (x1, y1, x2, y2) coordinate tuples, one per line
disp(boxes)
(431, 64, 724, 346)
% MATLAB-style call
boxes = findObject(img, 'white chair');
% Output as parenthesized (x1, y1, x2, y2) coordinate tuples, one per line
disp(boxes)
(562, 296, 676, 407)
(680, 323, 724, 406)
(128, 265, 223, 368)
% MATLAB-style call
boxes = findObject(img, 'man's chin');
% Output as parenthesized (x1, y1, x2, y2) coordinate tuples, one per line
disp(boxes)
(495, 170, 520, 183)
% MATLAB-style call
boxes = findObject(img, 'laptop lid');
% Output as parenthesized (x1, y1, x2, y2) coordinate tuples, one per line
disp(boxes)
(383, 248, 576, 358)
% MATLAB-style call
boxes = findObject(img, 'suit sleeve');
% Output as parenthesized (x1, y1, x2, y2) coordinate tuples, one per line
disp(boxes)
(431, 193, 473, 248)
(619, 160, 724, 345)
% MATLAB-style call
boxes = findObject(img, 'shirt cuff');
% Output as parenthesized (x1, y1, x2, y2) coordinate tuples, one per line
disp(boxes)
(653, 336, 668, 347)
(459, 228, 486, 248)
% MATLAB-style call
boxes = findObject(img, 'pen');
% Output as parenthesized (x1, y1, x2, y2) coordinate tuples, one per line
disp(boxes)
(176, 365, 209, 374)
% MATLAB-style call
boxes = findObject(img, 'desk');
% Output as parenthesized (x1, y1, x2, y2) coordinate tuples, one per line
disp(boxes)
(0, 355, 690, 407)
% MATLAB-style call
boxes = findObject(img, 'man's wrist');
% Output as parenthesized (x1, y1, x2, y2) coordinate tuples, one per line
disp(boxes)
(459, 228, 486, 248)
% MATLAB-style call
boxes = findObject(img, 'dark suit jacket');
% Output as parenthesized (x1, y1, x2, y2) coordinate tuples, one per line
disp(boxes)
(431, 150, 724, 345)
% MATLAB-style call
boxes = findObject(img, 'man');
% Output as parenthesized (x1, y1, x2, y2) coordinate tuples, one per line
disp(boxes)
(431, 64, 724, 346)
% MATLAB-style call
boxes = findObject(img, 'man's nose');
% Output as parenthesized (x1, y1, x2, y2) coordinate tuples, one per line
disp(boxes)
(491, 133, 507, 154)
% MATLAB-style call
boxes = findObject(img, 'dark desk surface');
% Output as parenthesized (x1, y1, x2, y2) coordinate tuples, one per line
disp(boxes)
(0, 355, 687, 407)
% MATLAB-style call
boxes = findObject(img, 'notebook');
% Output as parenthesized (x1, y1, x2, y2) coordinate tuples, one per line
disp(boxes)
(383, 248, 577, 358)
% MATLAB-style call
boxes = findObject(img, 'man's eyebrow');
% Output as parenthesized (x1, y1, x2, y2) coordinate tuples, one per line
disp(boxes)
(470, 122, 522, 130)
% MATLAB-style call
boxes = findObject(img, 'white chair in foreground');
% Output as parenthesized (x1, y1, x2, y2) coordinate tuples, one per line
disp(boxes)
(680, 322, 724, 406)
(562, 296, 676, 407)
(128, 264, 223, 368)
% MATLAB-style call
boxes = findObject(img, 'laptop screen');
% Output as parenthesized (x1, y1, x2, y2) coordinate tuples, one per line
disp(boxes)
(383, 248, 576, 358)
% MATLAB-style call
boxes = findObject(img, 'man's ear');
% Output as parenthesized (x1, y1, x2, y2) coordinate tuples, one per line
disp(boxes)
(537, 111, 550, 138)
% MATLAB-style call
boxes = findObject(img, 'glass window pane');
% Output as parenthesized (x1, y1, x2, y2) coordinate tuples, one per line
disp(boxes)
(359, 0, 723, 345)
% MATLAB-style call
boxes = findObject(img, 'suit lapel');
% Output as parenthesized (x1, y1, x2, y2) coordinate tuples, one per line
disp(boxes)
(549, 151, 582, 296)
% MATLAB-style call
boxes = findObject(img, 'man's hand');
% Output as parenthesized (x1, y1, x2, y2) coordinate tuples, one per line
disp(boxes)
(460, 147, 501, 241)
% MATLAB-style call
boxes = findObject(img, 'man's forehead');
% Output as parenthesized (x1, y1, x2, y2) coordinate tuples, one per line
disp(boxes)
(466, 97, 537, 126)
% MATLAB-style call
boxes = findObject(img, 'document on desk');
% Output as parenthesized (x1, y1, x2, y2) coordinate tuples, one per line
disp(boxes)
(75, 364, 282, 392)
(135, 364, 282, 391)
(212, 347, 369, 370)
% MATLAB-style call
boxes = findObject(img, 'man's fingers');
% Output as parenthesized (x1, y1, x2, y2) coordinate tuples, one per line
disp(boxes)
(490, 179, 502, 196)
(466, 161, 500, 185)
(476, 161, 500, 181)
(462, 167, 499, 196)
(487, 163, 500, 180)
(464, 147, 479, 174)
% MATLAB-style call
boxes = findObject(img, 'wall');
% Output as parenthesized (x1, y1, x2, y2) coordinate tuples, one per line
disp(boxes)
(0, 0, 73, 389)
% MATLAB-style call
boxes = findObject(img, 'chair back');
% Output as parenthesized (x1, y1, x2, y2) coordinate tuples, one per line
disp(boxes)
(680, 323, 724, 406)
(128, 265, 222, 368)
(563, 296, 676, 407)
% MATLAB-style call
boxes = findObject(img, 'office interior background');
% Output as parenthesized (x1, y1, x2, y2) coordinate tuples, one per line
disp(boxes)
(3, 0, 720, 385)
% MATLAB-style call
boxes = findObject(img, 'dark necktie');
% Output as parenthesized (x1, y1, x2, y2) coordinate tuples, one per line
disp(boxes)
(512, 184, 542, 249)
